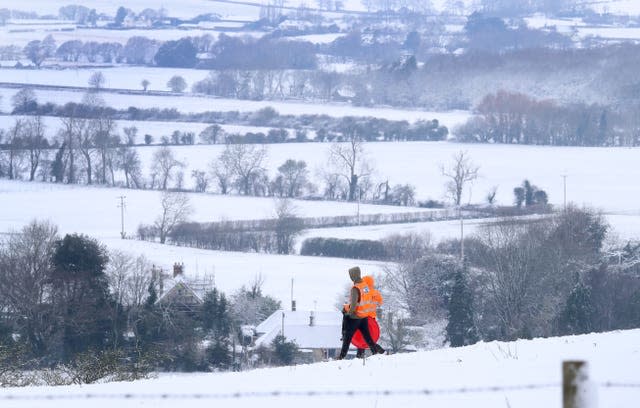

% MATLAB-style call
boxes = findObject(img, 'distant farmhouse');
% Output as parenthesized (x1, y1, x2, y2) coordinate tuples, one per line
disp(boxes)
(153, 262, 213, 312)
(151, 263, 344, 362)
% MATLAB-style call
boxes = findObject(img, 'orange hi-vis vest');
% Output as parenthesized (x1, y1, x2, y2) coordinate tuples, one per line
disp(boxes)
(343, 276, 383, 317)
(353, 280, 377, 318)
(363, 276, 383, 312)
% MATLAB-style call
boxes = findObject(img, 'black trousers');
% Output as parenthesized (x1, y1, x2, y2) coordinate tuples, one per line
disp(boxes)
(339, 315, 377, 358)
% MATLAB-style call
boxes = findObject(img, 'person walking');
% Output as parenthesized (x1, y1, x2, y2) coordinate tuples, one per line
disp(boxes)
(337, 266, 385, 360)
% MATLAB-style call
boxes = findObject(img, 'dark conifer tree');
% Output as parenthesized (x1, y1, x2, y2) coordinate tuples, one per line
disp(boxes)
(446, 268, 479, 347)
(49, 234, 116, 360)
(557, 280, 594, 335)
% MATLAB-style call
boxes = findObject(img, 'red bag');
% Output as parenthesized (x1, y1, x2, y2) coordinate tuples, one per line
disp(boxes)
(351, 318, 380, 349)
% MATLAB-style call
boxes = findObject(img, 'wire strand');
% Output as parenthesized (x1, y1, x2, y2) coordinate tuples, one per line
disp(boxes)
(0, 383, 560, 401)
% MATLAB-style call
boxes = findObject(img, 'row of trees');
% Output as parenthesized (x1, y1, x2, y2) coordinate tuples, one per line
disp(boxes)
(21, 33, 318, 69)
(379, 207, 640, 351)
(455, 91, 633, 146)
(0, 221, 294, 381)
(11, 96, 448, 143)
(2, 100, 434, 206)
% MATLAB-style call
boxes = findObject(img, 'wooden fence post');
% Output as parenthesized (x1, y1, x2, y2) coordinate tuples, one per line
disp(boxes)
(563, 360, 596, 408)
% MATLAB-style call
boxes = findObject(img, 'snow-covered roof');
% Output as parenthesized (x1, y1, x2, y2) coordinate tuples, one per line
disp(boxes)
(254, 309, 343, 349)
(255, 310, 342, 334)
(255, 324, 342, 349)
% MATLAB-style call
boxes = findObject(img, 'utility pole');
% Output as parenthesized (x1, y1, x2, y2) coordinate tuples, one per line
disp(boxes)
(356, 187, 361, 226)
(561, 172, 568, 211)
(459, 206, 464, 261)
(117, 195, 126, 239)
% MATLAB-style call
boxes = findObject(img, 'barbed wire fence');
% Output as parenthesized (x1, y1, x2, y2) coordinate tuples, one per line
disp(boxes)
(0, 362, 638, 406)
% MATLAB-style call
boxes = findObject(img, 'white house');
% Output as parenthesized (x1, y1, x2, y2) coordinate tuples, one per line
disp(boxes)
(255, 310, 344, 361)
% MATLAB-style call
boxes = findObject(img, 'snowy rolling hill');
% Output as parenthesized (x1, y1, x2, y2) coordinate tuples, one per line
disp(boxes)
(1, 328, 638, 408)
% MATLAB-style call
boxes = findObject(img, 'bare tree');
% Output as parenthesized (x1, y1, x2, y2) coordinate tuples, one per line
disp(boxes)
(151, 146, 184, 190)
(23, 40, 47, 68)
(167, 75, 187, 93)
(209, 159, 233, 194)
(123, 126, 138, 145)
(474, 219, 553, 339)
(191, 170, 209, 192)
(88, 71, 106, 90)
(199, 124, 224, 144)
(274, 199, 304, 254)
(275, 159, 310, 198)
(81, 90, 106, 107)
(91, 116, 118, 185)
(379, 310, 420, 353)
(141, 79, 150, 91)
(75, 118, 95, 184)
(327, 131, 372, 201)
(219, 143, 268, 195)
(117, 145, 142, 189)
(314, 71, 340, 101)
(4, 119, 25, 180)
(486, 185, 498, 205)
(154, 191, 193, 244)
(441, 151, 479, 206)
(106, 251, 153, 310)
(24, 116, 48, 181)
(0, 220, 59, 356)
(11, 88, 37, 113)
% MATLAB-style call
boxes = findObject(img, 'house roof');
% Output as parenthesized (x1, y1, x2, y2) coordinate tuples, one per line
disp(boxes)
(255, 310, 342, 334)
(255, 324, 342, 349)
(254, 309, 343, 350)
(156, 278, 204, 305)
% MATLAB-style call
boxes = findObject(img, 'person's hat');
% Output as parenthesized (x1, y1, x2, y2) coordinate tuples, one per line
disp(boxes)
(348, 266, 361, 281)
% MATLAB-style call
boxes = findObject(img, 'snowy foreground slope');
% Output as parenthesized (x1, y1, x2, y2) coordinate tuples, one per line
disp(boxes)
(1, 329, 638, 408)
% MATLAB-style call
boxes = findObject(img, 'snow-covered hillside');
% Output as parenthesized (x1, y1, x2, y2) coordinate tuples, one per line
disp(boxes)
(1, 328, 638, 408)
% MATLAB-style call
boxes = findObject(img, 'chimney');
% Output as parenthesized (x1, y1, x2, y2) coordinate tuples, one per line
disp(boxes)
(152, 265, 164, 296)
(173, 262, 184, 278)
(309, 310, 315, 327)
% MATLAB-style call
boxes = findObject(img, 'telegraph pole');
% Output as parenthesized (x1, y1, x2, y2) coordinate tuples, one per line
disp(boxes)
(117, 196, 126, 239)
(561, 173, 568, 211)
(459, 206, 464, 261)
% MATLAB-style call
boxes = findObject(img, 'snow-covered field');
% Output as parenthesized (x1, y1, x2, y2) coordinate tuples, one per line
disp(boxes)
(125, 142, 640, 214)
(0, 67, 212, 92)
(0, 180, 424, 239)
(1, 328, 638, 408)
(577, 26, 640, 40)
(3, 138, 639, 228)
(0, 87, 470, 124)
(524, 16, 640, 41)
(298, 214, 639, 252)
(591, 0, 640, 15)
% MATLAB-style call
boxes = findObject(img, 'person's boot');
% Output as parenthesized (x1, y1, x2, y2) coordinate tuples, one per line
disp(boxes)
(356, 349, 365, 359)
(373, 344, 386, 355)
